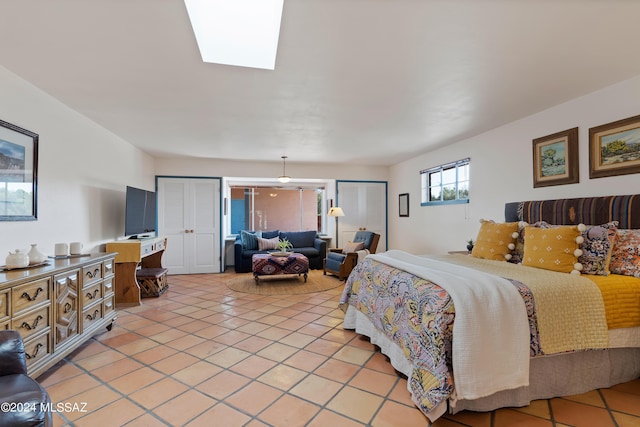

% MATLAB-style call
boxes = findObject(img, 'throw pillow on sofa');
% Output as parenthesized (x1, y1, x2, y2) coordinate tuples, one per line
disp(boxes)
(258, 236, 279, 251)
(279, 231, 316, 248)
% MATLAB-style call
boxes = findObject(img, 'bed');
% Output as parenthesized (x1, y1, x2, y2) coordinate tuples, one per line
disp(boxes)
(339, 194, 640, 422)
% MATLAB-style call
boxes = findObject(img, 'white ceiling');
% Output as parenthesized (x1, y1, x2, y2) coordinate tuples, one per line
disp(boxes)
(1, 0, 640, 166)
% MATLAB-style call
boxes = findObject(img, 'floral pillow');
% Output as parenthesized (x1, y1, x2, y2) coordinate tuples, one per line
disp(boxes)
(579, 222, 618, 275)
(609, 229, 640, 278)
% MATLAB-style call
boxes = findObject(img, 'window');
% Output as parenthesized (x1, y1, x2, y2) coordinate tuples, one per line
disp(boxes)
(230, 186, 325, 234)
(420, 158, 470, 206)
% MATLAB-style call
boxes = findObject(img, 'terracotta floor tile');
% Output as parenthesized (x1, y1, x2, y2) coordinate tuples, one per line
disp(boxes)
(164, 333, 207, 351)
(612, 411, 640, 427)
(233, 335, 274, 352)
(61, 384, 121, 422)
(206, 346, 252, 368)
(326, 385, 384, 424)
(279, 331, 317, 348)
(602, 388, 640, 417)
(314, 358, 360, 383)
(128, 377, 190, 409)
(257, 364, 307, 391)
(45, 374, 103, 402)
(371, 400, 430, 427)
(256, 342, 299, 362)
(123, 413, 171, 427)
(196, 370, 251, 399)
(256, 326, 292, 341)
(90, 357, 145, 382)
(229, 354, 278, 378)
(37, 361, 85, 388)
(172, 360, 223, 386)
(304, 337, 343, 356)
(258, 394, 320, 427)
(151, 389, 218, 426)
(388, 378, 415, 407)
(74, 348, 127, 371)
(283, 349, 328, 371)
(444, 410, 492, 427)
(306, 409, 364, 427)
(494, 408, 553, 426)
(185, 402, 252, 427)
(513, 398, 551, 420)
(550, 398, 617, 427)
(73, 398, 146, 427)
(333, 345, 374, 365)
(108, 366, 165, 395)
(130, 344, 178, 365)
(289, 373, 342, 405)
(151, 351, 200, 374)
(349, 368, 397, 397)
(225, 382, 283, 416)
(182, 339, 227, 359)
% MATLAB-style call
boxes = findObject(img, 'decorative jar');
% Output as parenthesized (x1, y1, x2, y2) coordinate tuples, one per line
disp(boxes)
(5, 249, 30, 269)
(28, 244, 47, 264)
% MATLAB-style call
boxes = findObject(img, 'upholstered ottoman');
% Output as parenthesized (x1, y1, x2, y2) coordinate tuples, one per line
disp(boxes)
(252, 253, 309, 283)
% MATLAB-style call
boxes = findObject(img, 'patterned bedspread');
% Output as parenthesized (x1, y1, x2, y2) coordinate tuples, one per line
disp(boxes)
(339, 255, 608, 417)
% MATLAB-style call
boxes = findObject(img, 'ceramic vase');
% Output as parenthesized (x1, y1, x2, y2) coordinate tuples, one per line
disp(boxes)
(28, 244, 47, 264)
(6, 249, 30, 269)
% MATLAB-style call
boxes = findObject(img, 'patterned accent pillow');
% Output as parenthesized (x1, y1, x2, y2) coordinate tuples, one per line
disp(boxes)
(240, 230, 260, 250)
(609, 229, 640, 277)
(257, 236, 279, 251)
(508, 221, 528, 264)
(522, 225, 584, 274)
(579, 222, 618, 275)
(531, 221, 618, 275)
(343, 241, 365, 253)
(471, 220, 519, 261)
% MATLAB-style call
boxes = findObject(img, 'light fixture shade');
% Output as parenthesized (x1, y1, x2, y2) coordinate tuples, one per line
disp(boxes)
(328, 207, 345, 217)
(278, 155, 291, 183)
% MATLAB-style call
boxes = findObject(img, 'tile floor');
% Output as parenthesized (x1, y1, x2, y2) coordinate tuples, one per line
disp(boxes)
(36, 270, 640, 427)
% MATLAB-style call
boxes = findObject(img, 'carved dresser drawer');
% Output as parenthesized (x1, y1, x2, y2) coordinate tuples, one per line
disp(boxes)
(83, 282, 102, 304)
(82, 262, 103, 287)
(14, 305, 50, 341)
(0, 290, 9, 322)
(12, 278, 51, 315)
(23, 331, 51, 368)
(83, 303, 103, 330)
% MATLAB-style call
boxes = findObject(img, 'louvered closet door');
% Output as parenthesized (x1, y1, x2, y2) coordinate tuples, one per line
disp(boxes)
(158, 177, 221, 274)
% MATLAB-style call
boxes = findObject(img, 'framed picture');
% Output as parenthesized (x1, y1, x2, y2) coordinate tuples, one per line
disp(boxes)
(532, 127, 579, 188)
(0, 119, 38, 221)
(589, 114, 640, 179)
(399, 193, 409, 217)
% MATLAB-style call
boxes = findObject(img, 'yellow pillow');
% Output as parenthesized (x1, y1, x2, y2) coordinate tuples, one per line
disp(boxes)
(522, 225, 584, 274)
(471, 220, 519, 261)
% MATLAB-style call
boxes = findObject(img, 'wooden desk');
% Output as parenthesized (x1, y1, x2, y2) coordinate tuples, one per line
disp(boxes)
(106, 237, 166, 307)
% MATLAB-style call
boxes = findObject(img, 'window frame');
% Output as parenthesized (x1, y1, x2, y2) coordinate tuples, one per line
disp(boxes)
(420, 158, 470, 206)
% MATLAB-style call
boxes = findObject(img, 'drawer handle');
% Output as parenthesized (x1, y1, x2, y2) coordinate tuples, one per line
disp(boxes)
(25, 343, 43, 360)
(86, 289, 100, 300)
(86, 268, 100, 279)
(64, 302, 72, 313)
(86, 309, 100, 321)
(21, 287, 44, 302)
(21, 315, 43, 330)
(105, 301, 113, 309)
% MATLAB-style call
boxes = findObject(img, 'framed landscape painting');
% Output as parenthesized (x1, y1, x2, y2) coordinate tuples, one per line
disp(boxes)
(589, 114, 640, 179)
(0, 119, 39, 221)
(532, 127, 579, 188)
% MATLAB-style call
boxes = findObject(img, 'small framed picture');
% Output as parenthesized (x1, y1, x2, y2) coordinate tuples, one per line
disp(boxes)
(589, 114, 640, 179)
(0, 119, 38, 221)
(399, 193, 409, 217)
(532, 127, 579, 188)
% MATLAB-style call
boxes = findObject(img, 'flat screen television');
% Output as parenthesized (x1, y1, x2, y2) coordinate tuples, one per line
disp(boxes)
(124, 186, 156, 238)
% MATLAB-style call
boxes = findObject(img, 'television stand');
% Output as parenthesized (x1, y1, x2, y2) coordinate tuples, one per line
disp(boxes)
(106, 236, 167, 307)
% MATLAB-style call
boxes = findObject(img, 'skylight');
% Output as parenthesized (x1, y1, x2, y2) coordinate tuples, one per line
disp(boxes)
(184, 0, 284, 70)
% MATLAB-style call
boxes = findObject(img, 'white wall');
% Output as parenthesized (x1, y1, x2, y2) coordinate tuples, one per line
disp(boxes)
(389, 75, 640, 255)
(0, 66, 156, 258)
(155, 157, 388, 182)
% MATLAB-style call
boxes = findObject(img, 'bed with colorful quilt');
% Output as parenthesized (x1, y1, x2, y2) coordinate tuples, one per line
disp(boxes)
(339, 194, 640, 422)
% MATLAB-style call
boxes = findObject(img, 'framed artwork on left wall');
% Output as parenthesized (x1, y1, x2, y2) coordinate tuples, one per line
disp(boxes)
(0, 119, 38, 221)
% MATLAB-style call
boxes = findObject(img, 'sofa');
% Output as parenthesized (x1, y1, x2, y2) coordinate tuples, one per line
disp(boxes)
(0, 330, 52, 427)
(234, 230, 327, 273)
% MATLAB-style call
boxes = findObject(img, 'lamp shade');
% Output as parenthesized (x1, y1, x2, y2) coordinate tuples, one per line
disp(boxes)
(328, 207, 345, 217)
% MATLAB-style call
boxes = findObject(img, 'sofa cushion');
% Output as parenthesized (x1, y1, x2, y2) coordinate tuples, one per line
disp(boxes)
(258, 236, 279, 251)
(292, 247, 320, 258)
(261, 230, 280, 239)
(240, 230, 260, 250)
(279, 231, 316, 248)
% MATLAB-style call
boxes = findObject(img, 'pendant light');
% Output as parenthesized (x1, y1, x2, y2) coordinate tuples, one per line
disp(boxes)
(278, 155, 291, 183)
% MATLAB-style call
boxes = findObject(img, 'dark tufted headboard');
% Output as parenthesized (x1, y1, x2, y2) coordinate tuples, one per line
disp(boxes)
(505, 194, 640, 229)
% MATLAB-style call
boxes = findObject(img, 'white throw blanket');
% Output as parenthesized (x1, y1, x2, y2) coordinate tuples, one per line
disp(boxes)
(367, 250, 530, 402)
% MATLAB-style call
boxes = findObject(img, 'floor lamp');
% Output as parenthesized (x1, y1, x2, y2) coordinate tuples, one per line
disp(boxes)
(327, 207, 345, 248)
